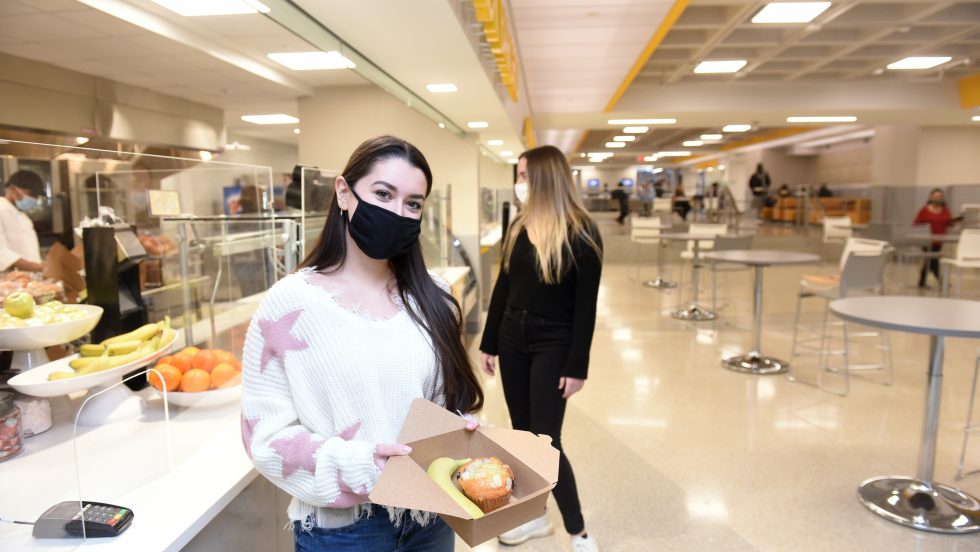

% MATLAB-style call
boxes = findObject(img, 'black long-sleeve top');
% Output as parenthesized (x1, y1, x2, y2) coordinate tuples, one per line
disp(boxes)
(479, 226, 603, 379)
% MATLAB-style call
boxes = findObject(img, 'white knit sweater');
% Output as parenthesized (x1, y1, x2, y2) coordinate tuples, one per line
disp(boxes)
(240, 267, 447, 528)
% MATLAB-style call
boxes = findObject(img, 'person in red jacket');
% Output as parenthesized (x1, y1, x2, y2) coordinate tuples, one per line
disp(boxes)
(914, 188, 960, 288)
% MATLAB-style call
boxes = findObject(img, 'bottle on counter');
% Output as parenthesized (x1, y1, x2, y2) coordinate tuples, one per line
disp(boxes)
(0, 391, 23, 462)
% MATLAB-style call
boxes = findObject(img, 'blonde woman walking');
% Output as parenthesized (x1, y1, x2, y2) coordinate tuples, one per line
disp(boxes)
(479, 145, 603, 552)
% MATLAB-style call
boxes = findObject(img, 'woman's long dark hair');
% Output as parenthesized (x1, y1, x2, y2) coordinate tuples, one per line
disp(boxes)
(300, 136, 483, 414)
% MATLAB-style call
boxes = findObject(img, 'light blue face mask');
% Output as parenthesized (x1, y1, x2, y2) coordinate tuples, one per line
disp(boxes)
(15, 196, 38, 212)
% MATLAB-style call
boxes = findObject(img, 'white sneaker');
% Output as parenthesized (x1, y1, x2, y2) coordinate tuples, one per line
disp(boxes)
(571, 533, 599, 552)
(498, 514, 554, 545)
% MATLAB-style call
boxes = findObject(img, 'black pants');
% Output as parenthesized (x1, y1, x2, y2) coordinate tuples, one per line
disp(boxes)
(919, 244, 942, 287)
(497, 309, 584, 535)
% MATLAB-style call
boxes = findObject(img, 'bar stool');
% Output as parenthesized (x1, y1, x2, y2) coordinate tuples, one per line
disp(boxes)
(941, 229, 980, 297)
(789, 247, 893, 396)
(956, 349, 980, 481)
(708, 234, 754, 311)
(629, 216, 663, 282)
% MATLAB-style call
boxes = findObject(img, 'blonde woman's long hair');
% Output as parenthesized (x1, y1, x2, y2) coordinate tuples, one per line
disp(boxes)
(504, 145, 602, 284)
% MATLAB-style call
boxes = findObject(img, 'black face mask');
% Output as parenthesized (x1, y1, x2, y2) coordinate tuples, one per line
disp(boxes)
(344, 185, 422, 260)
(930, 199, 946, 207)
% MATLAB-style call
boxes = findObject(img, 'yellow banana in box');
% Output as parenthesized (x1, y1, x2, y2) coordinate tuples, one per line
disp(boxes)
(427, 457, 485, 519)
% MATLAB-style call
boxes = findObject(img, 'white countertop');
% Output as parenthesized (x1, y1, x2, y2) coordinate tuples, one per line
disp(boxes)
(430, 266, 471, 287)
(0, 295, 265, 551)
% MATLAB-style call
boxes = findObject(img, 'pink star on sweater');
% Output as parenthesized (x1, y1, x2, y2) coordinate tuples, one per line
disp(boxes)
(271, 431, 324, 479)
(258, 309, 308, 373)
(241, 415, 259, 458)
(337, 421, 361, 441)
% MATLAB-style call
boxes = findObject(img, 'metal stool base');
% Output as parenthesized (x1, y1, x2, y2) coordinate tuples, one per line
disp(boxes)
(858, 477, 980, 534)
(644, 278, 677, 289)
(723, 351, 788, 374)
(672, 303, 716, 321)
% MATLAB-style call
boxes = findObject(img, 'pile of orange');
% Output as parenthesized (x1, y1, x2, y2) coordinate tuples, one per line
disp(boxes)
(148, 346, 242, 393)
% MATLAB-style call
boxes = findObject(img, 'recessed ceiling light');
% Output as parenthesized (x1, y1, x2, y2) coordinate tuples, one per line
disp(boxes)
(723, 124, 752, 132)
(467, 121, 489, 128)
(683, 140, 704, 147)
(701, 134, 723, 140)
(152, 0, 270, 16)
(657, 151, 692, 157)
(607, 118, 676, 125)
(199, 150, 213, 161)
(241, 114, 299, 125)
(613, 136, 636, 142)
(438, 122, 446, 128)
(787, 116, 857, 123)
(74, 137, 90, 145)
(426, 83, 458, 93)
(752, 2, 831, 24)
(488, 139, 504, 146)
(886, 56, 952, 70)
(693, 60, 747, 74)
(605, 142, 626, 148)
(643, 155, 659, 162)
(507, 158, 519, 164)
(587, 152, 613, 157)
(293, 129, 301, 134)
(268, 51, 355, 70)
(972, 116, 980, 122)
(499, 150, 513, 156)
(623, 126, 649, 133)
(589, 157, 606, 163)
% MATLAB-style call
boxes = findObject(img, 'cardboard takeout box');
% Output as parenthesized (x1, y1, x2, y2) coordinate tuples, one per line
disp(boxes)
(369, 398, 559, 547)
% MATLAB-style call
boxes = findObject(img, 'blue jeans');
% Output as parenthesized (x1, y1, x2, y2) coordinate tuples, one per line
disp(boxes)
(293, 506, 454, 551)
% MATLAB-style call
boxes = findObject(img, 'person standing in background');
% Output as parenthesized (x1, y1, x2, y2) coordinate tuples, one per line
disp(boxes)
(0, 170, 44, 272)
(748, 163, 771, 216)
(672, 186, 692, 221)
(914, 188, 961, 289)
(611, 181, 629, 225)
(480, 145, 603, 552)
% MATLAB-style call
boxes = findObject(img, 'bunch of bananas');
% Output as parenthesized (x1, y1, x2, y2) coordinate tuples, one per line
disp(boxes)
(48, 317, 175, 381)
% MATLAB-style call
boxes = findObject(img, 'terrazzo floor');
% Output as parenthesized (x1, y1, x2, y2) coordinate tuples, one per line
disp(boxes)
(457, 217, 980, 552)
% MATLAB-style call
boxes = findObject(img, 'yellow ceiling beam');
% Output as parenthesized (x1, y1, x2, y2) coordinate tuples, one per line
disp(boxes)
(523, 116, 537, 149)
(573, 0, 689, 156)
(958, 72, 980, 109)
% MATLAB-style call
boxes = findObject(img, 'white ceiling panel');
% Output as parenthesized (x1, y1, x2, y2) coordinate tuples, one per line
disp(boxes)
(0, 13, 104, 41)
(14, 0, 82, 12)
(5, 1, 42, 16)
(42, 37, 157, 59)
(511, 0, 676, 114)
(0, 42, 86, 63)
(55, 9, 146, 36)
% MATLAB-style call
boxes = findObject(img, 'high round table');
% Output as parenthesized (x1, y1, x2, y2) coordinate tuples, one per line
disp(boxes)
(704, 250, 819, 374)
(660, 232, 728, 321)
(830, 296, 980, 534)
(639, 221, 677, 289)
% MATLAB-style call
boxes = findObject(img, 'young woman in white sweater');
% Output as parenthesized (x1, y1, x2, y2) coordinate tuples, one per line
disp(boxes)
(240, 136, 484, 551)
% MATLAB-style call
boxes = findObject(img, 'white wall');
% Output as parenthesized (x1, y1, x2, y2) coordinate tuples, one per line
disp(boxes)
(218, 133, 298, 174)
(575, 166, 637, 192)
(872, 125, 920, 187)
(297, 84, 506, 270)
(812, 142, 872, 185)
(916, 127, 980, 187)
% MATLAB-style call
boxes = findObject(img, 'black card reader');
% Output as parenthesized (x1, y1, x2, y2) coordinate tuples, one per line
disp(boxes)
(32, 501, 134, 539)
